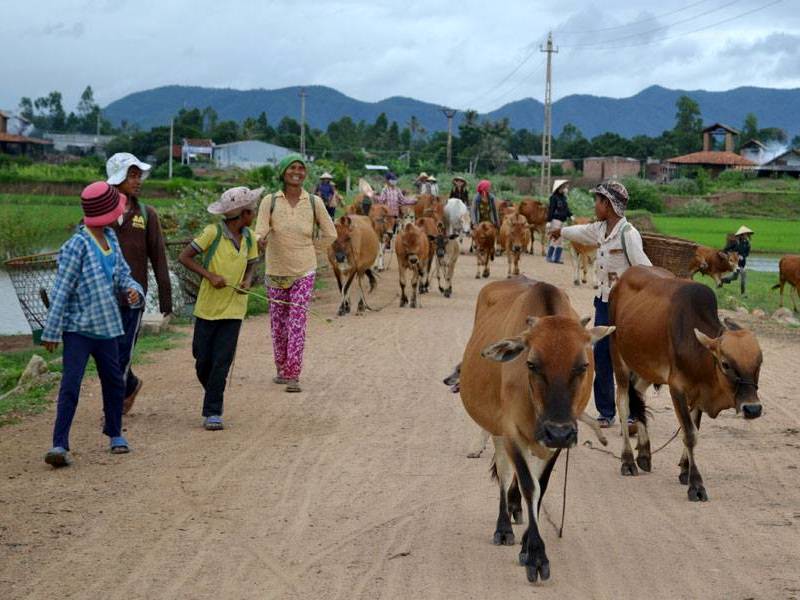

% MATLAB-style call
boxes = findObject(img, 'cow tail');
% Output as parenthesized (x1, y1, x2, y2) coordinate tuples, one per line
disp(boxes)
(365, 268, 377, 292)
(489, 455, 498, 482)
(628, 374, 650, 426)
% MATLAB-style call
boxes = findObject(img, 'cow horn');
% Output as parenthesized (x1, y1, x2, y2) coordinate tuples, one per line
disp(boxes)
(580, 316, 592, 328)
(723, 317, 743, 331)
(694, 328, 718, 350)
(589, 326, 615, 343)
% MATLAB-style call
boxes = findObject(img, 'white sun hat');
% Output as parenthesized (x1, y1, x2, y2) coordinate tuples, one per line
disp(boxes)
(106, 152, 152, 185)
(207, 186, 264, 216)
(552, 179, 569, 194)
(319, 172, 334, 180)
(735, 225, 754, 236)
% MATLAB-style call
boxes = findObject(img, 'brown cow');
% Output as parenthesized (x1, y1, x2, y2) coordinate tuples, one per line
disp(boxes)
(518, 199, 548, 255)
(772, 254, 800, 311)
(498, 213, 531, 278)
(432, 221, 460, 297)
(395, 222, 430, 308)
(368, 204, 396, 272)
(415, 216, 439, 293)
(609, 266, 763, 502)
(472, 221, 496, 279)
(689, 245, 739, 287)
(413, 194, 443, 220)
(327, 215, 380, 316)
(568, 241, 598, 288)
(458, 277, 614, 583)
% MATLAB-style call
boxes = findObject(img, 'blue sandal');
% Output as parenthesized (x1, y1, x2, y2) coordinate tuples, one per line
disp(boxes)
(44, 446, 72, 468)
(110, 436, 130, 454)
(204, 416, 224, 431)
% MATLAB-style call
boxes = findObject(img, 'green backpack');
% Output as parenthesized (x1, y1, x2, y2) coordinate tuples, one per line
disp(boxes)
(200, 223, 254, 269)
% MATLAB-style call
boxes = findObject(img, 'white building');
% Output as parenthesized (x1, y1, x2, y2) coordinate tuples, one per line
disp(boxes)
(213, 140, 293, 169)
(181, 138, 214, 164)
(44, 132, 114, 153)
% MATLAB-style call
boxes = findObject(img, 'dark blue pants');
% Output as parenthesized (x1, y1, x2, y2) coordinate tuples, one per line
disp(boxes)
(118, 306, 144, 398)
(593, 297, 616, 419)
(192, 318, 242, 417)
(52, 332, 125, 450)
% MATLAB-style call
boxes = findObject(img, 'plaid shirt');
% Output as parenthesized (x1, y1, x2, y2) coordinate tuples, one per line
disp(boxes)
(42, 227, 144, 342)
(376, 186, 415, 216)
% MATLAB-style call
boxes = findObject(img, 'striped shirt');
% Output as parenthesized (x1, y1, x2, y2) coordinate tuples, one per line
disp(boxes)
(42, 227, 144, 342)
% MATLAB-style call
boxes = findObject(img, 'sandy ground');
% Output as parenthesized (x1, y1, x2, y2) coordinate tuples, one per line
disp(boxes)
(1, 247, 799, 600)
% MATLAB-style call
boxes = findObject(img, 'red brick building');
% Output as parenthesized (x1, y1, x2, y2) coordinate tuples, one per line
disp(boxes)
(583, 156, 641, 182)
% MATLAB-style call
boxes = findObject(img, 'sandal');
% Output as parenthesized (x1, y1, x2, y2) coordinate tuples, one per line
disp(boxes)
(204, 415, 224, 431)
(44, 446, 72, 468)
(110, 436, 130, 454)
(596, 416, 615, 429)
(273, 375, 290, 384)
(285, 380, 302, 393)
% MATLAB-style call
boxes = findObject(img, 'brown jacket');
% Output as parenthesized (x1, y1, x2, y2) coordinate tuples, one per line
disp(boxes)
(113, 198, 173, 314)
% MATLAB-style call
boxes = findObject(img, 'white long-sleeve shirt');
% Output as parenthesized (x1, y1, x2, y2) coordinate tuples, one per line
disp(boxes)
(561, 217, 652, 302)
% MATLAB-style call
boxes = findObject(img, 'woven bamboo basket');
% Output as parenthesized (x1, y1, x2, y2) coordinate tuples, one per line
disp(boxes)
(4, 251, 59, 338)
(164, 239, 201, 304)
(640, 233, 697, 279)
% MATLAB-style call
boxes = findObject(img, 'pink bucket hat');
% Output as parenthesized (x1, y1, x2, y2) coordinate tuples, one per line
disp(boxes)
(81, 182, 127, 227)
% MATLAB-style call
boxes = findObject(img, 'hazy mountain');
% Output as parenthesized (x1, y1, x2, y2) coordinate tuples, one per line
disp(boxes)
(104, 84, 800, 139)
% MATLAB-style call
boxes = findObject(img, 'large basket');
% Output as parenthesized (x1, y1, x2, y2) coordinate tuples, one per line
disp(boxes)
(4, 251, 59, 336)
(641, 233, 697, 279)
(164, 239, 201, 305)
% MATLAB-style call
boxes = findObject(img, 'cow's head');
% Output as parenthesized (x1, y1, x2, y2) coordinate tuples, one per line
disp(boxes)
(720, 251, 740, 273)
(400, 222, 425, 265)
(507, 214, 531, 255)
(694, 318, 762, 419)
(332, 216, 355, 266)
(481, 315, 614, 448)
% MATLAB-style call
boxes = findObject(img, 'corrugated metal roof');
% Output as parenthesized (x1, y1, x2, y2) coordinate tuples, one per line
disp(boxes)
(667, 151, 754, 166)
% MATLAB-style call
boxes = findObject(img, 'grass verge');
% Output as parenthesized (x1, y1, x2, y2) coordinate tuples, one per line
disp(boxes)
(0, 328, 185, 427)
(696, 270, 790, 316)
(652, 216, 800, 254)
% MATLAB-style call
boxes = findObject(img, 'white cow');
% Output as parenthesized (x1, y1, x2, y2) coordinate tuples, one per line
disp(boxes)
(443, 197, 470, 245)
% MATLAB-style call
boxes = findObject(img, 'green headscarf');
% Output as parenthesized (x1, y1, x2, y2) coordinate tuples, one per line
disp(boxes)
(277, 153, 306, 180)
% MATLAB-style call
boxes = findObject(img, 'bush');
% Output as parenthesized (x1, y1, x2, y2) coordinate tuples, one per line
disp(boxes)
(678, 199, 716, 217)
(568, 188, 594, 217)
(714, 169, 753, 189)
(151, 162, 193, 180)
(621, 177, 664, 213)
(665, 177, 699, 195)
(0, 154, 33, 168)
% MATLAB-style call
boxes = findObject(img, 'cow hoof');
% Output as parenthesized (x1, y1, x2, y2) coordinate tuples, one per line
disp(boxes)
(466, 451, 482, 458)
(475, 274, 480, 279)
(482, 272, 489, 278)
(337, 307, 347, 317)
(679, 470, 689, 485)
(444, 290, 451, 298)
(493, 530, 515, 546)
(636, 455, 652, 472)
(511, 509, 524, 524)
(519, 550, 550, 583)
(688, 485, 708, 502)
(573, 280, 580, 286)
(620, 461, 638, 476)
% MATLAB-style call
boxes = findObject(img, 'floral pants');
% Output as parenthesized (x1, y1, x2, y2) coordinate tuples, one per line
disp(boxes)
(268, 272, 315, 380)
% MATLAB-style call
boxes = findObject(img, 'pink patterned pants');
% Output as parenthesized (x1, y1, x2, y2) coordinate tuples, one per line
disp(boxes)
(268, 273, 315, 380)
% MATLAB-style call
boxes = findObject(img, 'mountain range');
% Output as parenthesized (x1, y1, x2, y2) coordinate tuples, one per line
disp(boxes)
(103, 84, 800, 139)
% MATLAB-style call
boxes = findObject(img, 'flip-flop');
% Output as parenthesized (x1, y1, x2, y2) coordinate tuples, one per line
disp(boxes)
(273, 376, 290, 384)
(44, 447, 72, 468)
(285, 380, 302, 393)
(110, 436, 130, 454)
(204, 416, 224, 430)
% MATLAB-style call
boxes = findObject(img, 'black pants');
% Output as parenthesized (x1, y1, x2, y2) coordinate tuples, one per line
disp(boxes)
(326, 205, 336, 220)
(192, 318, 242, 417)
(593, 297, 616, 419)
(118, 306, 143, 397)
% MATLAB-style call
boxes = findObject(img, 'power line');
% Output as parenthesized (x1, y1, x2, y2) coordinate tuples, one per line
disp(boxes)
(563, 0, 782, 51)
(473, 57, 546, 113)
(555, 0, 712, 34)
(560, 0, 742, 48)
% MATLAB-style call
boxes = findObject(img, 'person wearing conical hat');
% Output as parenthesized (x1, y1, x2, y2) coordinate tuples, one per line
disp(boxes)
(721, 225, 754, 295)
(449, 176, 470, 206)
(415, 172, 431, 195)
(314, 171, 339, 220)
(545, 179, 572, 263)
(427, 175, 440, 196)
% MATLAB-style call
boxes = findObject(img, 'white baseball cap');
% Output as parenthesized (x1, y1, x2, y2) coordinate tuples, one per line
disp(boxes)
(106, 152, 152, 185)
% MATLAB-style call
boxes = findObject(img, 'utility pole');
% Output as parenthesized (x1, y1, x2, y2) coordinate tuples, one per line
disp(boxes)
(539, 31, 558, 197)
(299, 87, 307, 156)
(168, 118, 174, 180)
(96, 110, 100, 136)
(442, 108, 457, 173)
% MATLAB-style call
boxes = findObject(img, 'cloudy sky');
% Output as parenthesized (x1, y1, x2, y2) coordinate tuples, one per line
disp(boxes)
(2, 0, 798, 114)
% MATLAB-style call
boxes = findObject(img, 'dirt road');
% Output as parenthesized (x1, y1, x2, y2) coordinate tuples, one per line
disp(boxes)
(2, 249, 799, 600)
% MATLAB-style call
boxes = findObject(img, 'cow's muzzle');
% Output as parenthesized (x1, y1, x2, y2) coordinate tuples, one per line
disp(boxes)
(741, 403, 762, 419)
(538, 421, 578, 448)
(335, 251, 347, 263)
(408, 255, 419, 264)
(512, 245, 522, 253)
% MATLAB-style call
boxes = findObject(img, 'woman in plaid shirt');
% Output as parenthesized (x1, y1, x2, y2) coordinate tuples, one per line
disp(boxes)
(42, 182, 144, 467)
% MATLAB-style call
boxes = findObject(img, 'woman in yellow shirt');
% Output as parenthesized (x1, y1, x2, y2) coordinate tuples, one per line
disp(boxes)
(256, 154, 336, 393)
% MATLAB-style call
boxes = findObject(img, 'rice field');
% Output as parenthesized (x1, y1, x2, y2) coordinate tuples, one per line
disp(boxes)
(651, 216, 800, 254)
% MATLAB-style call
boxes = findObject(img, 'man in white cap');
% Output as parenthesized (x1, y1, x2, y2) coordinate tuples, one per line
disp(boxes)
(721, 225, 754, 295)
(178, 187, 260, 430)
(106, 152, 172, 414)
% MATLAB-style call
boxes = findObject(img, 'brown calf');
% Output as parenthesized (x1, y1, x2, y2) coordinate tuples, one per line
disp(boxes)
(458, 277, 613, 583)
(413, 194, 443, 220)
(327, 215, 380, 316)
(772, 254, 800, 311)
(415, 217, 439, 293)
(609, 266, 763, 502)
(368, 204, 396, 272)
(472, 221, 496, 279)
(518, 199, 548, 255)
(689, 245, 739, 286)
(395, 222, 430, 309)
(498, 213, 531, 278)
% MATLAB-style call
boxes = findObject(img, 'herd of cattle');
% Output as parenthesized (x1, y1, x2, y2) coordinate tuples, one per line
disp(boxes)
(324, 193, 800, 585)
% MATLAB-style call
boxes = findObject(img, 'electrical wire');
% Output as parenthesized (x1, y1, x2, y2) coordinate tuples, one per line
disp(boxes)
(555, 0, 712, 35)
(560, 0, 742, 48)
(563, 0, 782, 50)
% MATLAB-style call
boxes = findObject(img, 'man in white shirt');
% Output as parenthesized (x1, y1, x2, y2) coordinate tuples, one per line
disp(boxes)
(550, 181, 651, 428)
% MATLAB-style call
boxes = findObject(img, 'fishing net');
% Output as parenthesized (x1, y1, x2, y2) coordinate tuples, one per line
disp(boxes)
(4, 252, 59, 336)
